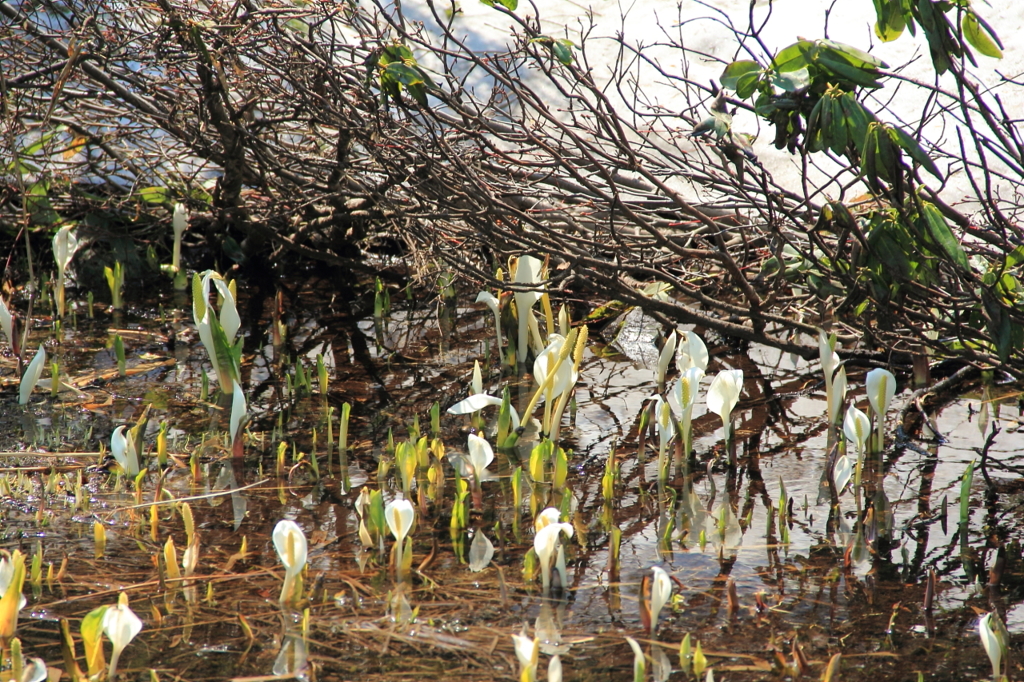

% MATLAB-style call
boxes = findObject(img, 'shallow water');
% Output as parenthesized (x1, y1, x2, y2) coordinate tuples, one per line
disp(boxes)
(1, 280, 1021, 682)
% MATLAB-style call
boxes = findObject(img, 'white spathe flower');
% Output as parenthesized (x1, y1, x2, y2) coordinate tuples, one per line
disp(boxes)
(171, 203, 189, 290)
(53, 224, 80, 280)
(676, 331, 709, 372)
(272, 520, 308, 581)
(829, 365, 847, 425)
(866, 368, 897, 418)
(472, 360, 483, 397)
(110, 425, 141, 476)
(384, 498, 415, 544)
(468, 529, 495, 572)
(0, 297, 12, 348)
(832, 454, 853, 495)
(534, 507, 562, 532)
(513, 255, 544, 364)
(656, 331, 677, 388)
(843, 405, 870, 456)
(706, 369, 743, 442)
(819, 331, 844, 425)
(548, 655, 563, 682)
(670, 366, 705, 452)
(230, 380, 247, 443)
(273, 519, 308, 604)
(476, 291, 504, 353)
(467, 433, 495, 485)
(626, 636, 646, 682)
(18, 344, 46, 406)
(20, 658, 47, 682)
(649, 566, 673, 635)
(533, 334, 576, 401)
(534, 521, 573, 594)
(979, 612, 1008, 681)
(102, 592, 143, 681)
(192, 271, 241, 392)
(0, 554, 27, 611)
(512, 632, 540, 682)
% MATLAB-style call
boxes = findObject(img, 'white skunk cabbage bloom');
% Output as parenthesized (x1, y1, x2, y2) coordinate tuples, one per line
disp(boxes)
(102, 592, 143, 681)
(53, 224, 80, 281)
(534, 520, 574, 595)
(533, 334, 576, 401)
(384, 498, 415, 544)
(467, 432, 495, 485)
(230, 381, 247, 444)
(626, 636, 646, 682)
(513, 255, 544, 364)
(273, 519, 308, 604)
(706, 369, 744, 442)
(0, 553, 27, 611)
(979, 611, 1008, 681)
(676, 331, 709, 372)
(656, 331, 677, 388)
(18, 344, 47, 405)
(843, 405, 870, 457)
(192, 271, 241, 392)
(0, 297, 12, 348)
(110, 425, 141, 476)
(866, 368, 897, 418)
(476, 291, 503, 352)
(670, 366, 705, 453)
(512, 632, 540, 682)
(649, 566, 673, 635)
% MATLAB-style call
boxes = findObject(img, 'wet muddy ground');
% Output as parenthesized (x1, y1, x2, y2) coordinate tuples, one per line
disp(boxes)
(1, 271, 1022, 681)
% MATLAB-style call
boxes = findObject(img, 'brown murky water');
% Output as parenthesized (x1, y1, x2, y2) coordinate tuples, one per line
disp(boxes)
(2, 274, 1022, 682)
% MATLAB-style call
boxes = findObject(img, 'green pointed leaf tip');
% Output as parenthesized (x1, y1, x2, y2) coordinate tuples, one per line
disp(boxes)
(772, 40, 815, 72)
(889, 125, 943, 180)
(551, 40, 574, 65)
(721, 60, 761, 91)
(962, 12, 1002, 59)
(920, 202, 969, 270)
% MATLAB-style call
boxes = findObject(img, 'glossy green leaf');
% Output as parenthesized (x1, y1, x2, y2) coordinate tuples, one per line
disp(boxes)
(772, 41, 814, 72)
(873, 0, 906, 42)
(481, 0, 517, 9)
(816, 52, 882, 89)
(889, 125, 942, 180)
(551, 39, 574, 65)
(819, 39, 888, 70)
(771, 66, 810, 92)
(962, 12, 1002, 59)
(735, 71, 761, 99)
(920, 202, 969, 270)
(721, 61, 761, 90)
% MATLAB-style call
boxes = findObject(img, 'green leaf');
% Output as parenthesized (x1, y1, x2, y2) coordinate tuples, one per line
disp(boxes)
(873, 0, 906, 42)
(961, 12, 1002, 59)
(721, 60, 761, 90)
(138, 186, 170, 204)
(772, 40, 814, 72)
(481, 0, 517, 9)
(919, 201, 969, 270)
(819, 39, 888, 70)
(551, 39, 574, 65)
(816, 52, 883, 89)
(384, 62, 424, 87)
(889, 125, 942, 180)
(771, 66, 810, 92)
(736, 72, 761, 99)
